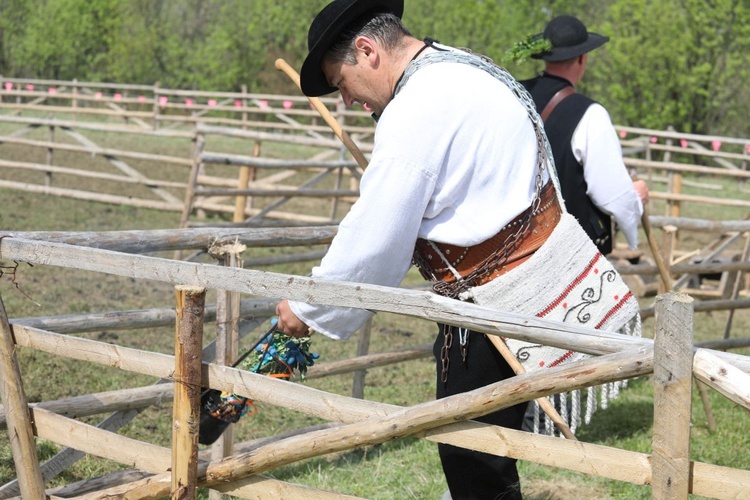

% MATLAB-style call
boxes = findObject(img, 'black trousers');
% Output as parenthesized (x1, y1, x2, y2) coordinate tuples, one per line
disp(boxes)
(433, 325, 528, 500)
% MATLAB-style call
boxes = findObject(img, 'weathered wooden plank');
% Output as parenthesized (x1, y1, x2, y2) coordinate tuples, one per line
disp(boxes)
(0, 135, 191, 165)
(5, 238, 750, 375)
(0, 237, 650, 357)
(640, 298, 750, 319)
(693, 348, 750, 410)
(5, 227, 336, 253)
(615, 260, 750, 276)
(0, 384, 173, 429)
(652, 292, 694, 499)
(9, 298, 277, 333)
(195, 187, 359, 198)
(0, 179, 183, 210)
(648, 216, 750, 233)
(200, 153, 358, 170)
(31, 407, 171, 474)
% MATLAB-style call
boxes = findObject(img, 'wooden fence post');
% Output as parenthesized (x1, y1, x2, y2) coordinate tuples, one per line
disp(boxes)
(233, 141, 259, 223)
(241, 84, 248, 130)
(652, 291, 694, 499)
(179, 132, 205, 231)
(45, 123, 55, 187)
(0, 293, 46, 499)
(153, 81, 161, 130)
(352, 317, 373, 399)
(172, 285, 206, 499)
(209, 247, 243, 500)
(72, 78, 78, 122)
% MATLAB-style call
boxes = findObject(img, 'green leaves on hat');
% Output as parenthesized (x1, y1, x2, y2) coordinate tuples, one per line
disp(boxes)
(501, 34, 552, 66)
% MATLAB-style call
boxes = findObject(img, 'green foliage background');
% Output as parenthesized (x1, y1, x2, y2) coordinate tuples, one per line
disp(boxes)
(0, 0, 748, 136)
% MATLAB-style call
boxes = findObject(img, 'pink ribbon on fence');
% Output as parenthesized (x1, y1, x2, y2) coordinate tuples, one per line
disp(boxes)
(282, 100, 293, 110)
(711, 140, 721, 152)
(619, 130, 627, 138)
(114, 93, 122, 100)
(258, 100, 268, 110)
(4, 82, 12, 91)
(650, 136, 658, 143)
(680, 139, 688, 148)
(158, 96, 168, 108)
(208, 99, 217, 107)
(25, 84, 34, 91)
(234, 100, 243, 108)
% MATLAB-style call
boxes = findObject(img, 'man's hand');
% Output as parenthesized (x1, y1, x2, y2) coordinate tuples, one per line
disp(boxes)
(633, 179, 649, 206)
(275, 300, 310, 338)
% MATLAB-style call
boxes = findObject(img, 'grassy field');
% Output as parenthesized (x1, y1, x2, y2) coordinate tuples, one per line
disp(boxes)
(0, 121, 748, 499)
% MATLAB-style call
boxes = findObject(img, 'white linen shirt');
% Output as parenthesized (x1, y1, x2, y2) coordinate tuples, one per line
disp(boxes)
(290, 50, 547, 340)
(571, 103, 643, 248)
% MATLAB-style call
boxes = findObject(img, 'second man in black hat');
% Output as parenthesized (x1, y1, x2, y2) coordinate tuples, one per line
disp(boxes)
(518, 15, 648, 258)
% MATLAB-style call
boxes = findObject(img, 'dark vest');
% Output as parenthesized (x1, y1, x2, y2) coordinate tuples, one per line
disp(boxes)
(521, 73, 613, 254)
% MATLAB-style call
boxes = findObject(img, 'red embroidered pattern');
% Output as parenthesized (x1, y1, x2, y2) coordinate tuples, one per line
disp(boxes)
(537, 253, 601, 318)
(595, 291, 634, 330)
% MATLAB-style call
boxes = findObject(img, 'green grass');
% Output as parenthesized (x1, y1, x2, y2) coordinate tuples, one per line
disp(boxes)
(0, 127, 749, 499)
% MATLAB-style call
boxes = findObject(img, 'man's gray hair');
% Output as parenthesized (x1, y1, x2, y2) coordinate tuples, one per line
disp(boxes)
(326, 12, 412, 65)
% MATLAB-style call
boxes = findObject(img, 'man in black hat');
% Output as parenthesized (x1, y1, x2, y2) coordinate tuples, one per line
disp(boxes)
(519, 15, 648, 257)
(275, 2, 642, 498)
(275, 0, 558, 497)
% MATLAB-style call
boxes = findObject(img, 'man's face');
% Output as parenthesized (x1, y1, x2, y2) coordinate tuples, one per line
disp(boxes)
(322, 39, 388, 116)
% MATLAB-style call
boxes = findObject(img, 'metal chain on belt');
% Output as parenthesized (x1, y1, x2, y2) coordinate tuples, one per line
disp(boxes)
(397, 48, 558, 300)
(395, 48, 561, 382)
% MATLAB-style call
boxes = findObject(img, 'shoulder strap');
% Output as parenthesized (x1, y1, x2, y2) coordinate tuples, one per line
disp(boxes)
(540, 86, 575, 123)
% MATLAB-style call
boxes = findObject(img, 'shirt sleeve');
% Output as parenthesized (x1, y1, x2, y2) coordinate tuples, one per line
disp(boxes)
(289, 154, 436, 340)
(571, 103, 643, 249)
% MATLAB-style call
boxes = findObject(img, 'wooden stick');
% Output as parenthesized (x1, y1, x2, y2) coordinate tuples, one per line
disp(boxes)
(486, 336, 576, 439)
(0, 294, 46, 499)
(695, 380, 717, 433)
(642, 205, 673, 291)
(274, 58, 369, 170)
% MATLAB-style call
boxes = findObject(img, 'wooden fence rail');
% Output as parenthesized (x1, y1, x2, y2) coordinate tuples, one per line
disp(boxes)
(0, 235, 749, 497)
(0, 81, 748, 235)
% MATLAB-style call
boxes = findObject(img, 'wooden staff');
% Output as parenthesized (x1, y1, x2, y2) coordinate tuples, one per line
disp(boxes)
(275, 58, 576, 439)
(642, 204, 674, 291)
(274, 58, 368, 171)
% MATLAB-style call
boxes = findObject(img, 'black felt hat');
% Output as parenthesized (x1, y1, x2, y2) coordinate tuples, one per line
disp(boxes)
(533, 15, 609, 62)
(300, 0, 404, 97)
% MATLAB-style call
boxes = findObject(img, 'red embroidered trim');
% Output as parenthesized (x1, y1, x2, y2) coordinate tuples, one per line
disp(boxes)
(549, 349, 575, 368)
(595, 291, 634, 330)
(537, 253, 601, 318)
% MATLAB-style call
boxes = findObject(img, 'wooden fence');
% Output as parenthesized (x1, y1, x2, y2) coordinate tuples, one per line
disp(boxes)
(0, 228, 748, 498)
(0, 77, 748, 228)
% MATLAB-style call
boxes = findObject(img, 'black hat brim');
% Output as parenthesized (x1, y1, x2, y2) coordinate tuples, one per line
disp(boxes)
(532, 32, 609, 62)
(300, 0, 404, 97)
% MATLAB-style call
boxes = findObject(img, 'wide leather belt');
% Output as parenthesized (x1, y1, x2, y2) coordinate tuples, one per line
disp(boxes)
(414, 182, 562, 289)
